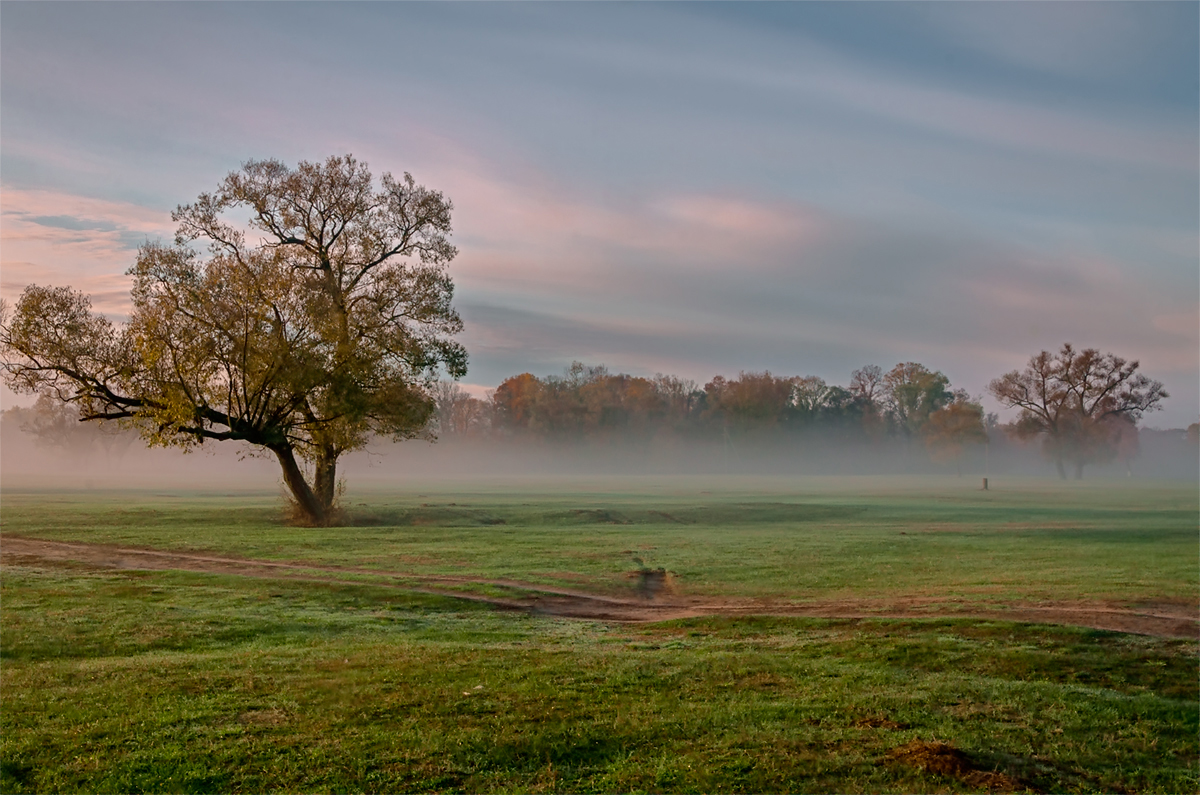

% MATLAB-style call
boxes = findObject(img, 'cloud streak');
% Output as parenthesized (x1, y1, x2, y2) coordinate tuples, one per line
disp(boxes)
(1, 188, 174, 316)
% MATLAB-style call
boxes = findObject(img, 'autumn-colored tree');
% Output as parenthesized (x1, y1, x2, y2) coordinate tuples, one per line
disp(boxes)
(573, 366, 624, 433)
(579, 373, 666, 435)
(988, 344, 1166, 479)
(923, 397, 987, 474)
(490, 373, 543, 432)
(703, 372, 794, 431)
(490, 364, 685, 440)
(652, 374, 700, 425)
(1, 156, 466, 524)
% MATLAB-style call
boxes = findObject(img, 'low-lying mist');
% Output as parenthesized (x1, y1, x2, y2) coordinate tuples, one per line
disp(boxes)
(3, 416, 1196, 494)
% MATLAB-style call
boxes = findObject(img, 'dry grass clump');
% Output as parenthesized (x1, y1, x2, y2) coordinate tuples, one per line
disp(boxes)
(628, 556, 677, 600)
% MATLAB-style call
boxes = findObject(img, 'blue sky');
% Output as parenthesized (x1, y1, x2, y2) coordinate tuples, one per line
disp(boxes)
(2, 2, 1197, 426)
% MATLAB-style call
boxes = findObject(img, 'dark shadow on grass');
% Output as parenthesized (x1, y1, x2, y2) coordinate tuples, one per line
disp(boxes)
(0, 760, 35, 793)
(457, 728, 626, 777)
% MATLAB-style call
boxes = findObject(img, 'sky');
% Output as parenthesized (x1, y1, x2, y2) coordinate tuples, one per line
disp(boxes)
(2, 2, 1197, 427)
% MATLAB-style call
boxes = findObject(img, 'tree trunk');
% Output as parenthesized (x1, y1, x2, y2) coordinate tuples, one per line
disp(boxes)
(1055, 458, 1067, 480)
(272, 444, 326, 525)
(313, 444, 340, 520)
(1074, 460, 1084, 480)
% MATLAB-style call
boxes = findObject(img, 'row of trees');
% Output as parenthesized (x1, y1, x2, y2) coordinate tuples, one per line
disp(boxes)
(433, 361, 989, 463)
(430, 344, 1169, 481)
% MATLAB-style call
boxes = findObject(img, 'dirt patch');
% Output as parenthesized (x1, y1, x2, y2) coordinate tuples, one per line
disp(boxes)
(3, 536, 1197, 639)
(886, 740, 1027, 791)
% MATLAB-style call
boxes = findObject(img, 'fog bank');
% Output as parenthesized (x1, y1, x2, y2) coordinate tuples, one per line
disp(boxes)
(3, 417, 1195, 495)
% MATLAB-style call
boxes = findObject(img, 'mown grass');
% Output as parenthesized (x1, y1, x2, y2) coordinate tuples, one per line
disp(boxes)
(1, 477, 1197, 792)
(2, 562, 1196, 793)
(2, 477, 1195, 604)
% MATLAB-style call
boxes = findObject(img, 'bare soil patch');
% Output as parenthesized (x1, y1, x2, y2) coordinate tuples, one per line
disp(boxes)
(3, 536, 1196, 639)
(885, 740, 1027, 791)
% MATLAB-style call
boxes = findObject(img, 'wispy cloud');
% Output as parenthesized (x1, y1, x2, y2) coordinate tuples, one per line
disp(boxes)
(1, 188, 173, 316)
(920, 3, 1177, 80)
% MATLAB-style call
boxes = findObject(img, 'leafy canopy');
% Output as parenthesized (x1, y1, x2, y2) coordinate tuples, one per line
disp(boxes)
(2, 155, 467, 522)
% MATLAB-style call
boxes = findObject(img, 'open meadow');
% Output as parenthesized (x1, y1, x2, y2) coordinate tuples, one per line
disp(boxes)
(2, 476, 1197, 793)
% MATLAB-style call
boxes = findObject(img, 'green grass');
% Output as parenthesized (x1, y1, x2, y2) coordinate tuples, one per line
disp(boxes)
(2, 476, 1197, 792)
(3, 476, 1195, 604)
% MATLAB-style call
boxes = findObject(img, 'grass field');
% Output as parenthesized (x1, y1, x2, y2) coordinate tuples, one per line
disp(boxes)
(2, 476, 1197, 792)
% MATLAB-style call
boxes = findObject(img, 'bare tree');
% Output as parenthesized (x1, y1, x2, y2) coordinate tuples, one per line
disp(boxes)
(848, 364, 887, 439)
(431, 380, 487, 437)
(1, 155, 467, 524)
(849, 365, 883, 405)
(988, 343, 1166, 479)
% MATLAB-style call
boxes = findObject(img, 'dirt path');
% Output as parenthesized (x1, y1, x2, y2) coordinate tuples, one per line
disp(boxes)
(4, 535, 1197, 639)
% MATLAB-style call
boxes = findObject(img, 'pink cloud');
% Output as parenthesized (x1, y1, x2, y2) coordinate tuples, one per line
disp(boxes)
(1153, 308, 1199, 338)
(442, 159, 827, 303)
(951, 251, 1197, 382)
(1, 188, 174, 316)
(654, 195, 820, 239)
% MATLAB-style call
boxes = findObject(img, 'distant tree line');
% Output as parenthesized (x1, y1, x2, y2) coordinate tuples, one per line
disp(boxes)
(431, 345, 1174, 479)
(432, 360, 990, 469)
(2, 391, 138, 458)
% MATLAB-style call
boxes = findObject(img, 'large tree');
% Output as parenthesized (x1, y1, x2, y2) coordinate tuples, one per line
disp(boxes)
(1, 155, 467, 524)
(881, 362, 953, 439)
(988, 343, 1166, 479)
